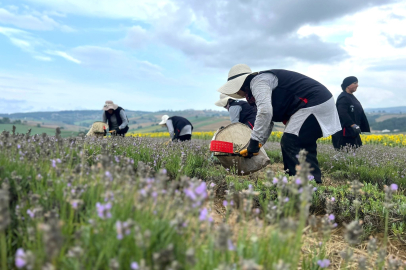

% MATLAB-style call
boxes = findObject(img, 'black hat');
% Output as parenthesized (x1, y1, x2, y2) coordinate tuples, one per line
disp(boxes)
(341, 76, 358, 91)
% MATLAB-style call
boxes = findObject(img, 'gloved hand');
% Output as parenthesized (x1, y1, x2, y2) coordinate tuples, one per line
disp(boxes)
(109, 129, 118, 135)
(239, 139, 262, 158)
(351, 124, 361, 135)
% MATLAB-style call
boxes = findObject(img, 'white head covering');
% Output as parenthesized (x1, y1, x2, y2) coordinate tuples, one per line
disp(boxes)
(214, 93, 237, 107)
(217, 64, 253, 98)
(102, 100, 119, 111)
(159, 115, 170, 126)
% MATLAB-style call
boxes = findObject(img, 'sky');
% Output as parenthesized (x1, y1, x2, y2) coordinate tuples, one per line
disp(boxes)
(0, 0, 406, 113)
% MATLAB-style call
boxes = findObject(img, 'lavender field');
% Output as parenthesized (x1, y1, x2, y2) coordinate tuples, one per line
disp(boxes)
(1, 130, 406, 269)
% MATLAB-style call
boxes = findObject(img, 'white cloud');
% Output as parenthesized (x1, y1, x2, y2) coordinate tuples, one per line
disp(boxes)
(46, 50, 81, 64)
(0, 26, 54, 59)
(24, 0, 173, 20)
(0, 7, 73, 31)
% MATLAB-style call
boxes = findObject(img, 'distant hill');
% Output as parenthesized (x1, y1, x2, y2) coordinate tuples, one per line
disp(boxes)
(364, 106, 406, 114)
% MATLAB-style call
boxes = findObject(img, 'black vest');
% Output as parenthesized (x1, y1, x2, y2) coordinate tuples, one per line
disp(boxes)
(229, 100, 256, 129)
(245, 69, 332, 122)
(169, 116, 193, 138)
(105, 107, 129, 132)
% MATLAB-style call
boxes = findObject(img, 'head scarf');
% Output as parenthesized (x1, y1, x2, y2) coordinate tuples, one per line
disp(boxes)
(341, 76, 358, 91)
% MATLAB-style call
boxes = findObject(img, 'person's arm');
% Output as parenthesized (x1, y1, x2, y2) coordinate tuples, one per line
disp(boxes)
(166, 119, 175, 139)
(102, 112, 107, 123)
(250, 73, 278, 145)
(119, 110, 129, 129)
(228, 106, 242, 123)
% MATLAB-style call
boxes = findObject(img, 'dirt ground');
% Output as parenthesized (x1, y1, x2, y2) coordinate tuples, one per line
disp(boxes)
(210, 162, 406, 269)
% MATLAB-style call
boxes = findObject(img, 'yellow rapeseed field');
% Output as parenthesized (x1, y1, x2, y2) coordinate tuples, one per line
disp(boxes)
(127, 131, 406, 147)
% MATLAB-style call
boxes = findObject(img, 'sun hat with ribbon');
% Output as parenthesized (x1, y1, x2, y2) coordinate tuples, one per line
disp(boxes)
(217, 64, 253, 98)
(214, 93, 238, 107)
(159, 115, 170, 126)
(102, 100, 119, 111)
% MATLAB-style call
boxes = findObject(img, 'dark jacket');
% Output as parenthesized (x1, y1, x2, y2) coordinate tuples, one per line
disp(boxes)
(335, 92, 370, 137)
(105, 107, 129, 133)
(244, 69, 332, 123)
(169, 116, 193, 139)
(332, 92, 370, 149)
(229, 100, 257, 129)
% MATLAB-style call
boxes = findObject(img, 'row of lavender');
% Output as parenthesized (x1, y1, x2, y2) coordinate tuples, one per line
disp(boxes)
(0, 131, 405, 269)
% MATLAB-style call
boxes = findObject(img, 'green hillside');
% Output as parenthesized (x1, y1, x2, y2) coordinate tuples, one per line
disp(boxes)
(0, 124, 79, 137)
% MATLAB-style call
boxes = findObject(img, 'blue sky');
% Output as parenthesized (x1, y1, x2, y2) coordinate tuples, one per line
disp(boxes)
(1, 0, 406, 113)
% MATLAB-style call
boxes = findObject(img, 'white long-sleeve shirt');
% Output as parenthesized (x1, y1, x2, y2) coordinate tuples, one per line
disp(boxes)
(228, 105, 242, 123)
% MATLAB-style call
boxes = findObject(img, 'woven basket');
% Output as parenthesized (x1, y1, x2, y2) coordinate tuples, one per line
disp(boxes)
(212, 123, 271, 175)
(86, 121, 107, 137)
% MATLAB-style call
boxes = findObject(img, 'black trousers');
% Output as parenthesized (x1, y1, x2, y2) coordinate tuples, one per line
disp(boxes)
(175, 134, 192, 142)
(332, 133, 362, 150)
(280, 114, 323, 183)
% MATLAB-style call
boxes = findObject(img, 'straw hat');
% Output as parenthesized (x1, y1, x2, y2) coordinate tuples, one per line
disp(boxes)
(214, 93, 238, 107)
(102, 100, 118, 111)
(159, 115, 170, 126)
(217, 64, 253, 98)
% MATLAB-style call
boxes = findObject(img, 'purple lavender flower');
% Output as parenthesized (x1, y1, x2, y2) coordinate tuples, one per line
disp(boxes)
(284, 197, 289, 203)
(51, 159, 56, 168)
(17, 144, 21, 149)
(26, 209, 35, 219)
(223, 200, 228, 207)
(390, 183, 398, 191)
(105, 171, 113, 181)
(317, 259, 330, 268)
(328, 214, 335, 221)
(131, 262, 139, 269)
(331, 197, 335, 202)
(116, 221, 123, 240)
(15, 248, 26, 268)
(282, 177, 288, 184)
(227, 239, 235, 251)
(272, 178, 278, 184)
(96, 202, 112, 219)
(199, 208, 208, 221)
(308, 175, 315, 181)
(195, 182, 207, 195)
(295, 178, 302, 185)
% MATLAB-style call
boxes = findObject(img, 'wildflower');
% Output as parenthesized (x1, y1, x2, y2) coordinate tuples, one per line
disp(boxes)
(131, 262, 139, 269)
(328, 214, 335, 221)
(390, 183, 398, 191)
(223, 200, 228, 207)
(15, 248, 27, 268)
(295, 178, 302, 185)
(96, 202, 112, 219)
(272, 178, 278, 184)
(227, 239, 235, 251)
(199, 208, 212, 222)
(317, 259, 330, 268)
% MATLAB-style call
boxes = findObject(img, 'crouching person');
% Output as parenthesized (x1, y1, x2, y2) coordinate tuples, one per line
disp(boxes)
(217, 64, 342, 184)
(215, 93, 257, 129)
(159, 115, 193, 141)
(102, 100, 129, 136)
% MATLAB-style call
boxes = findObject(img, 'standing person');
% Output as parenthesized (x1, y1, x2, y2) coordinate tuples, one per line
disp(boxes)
(215, 93, 257, 129)
(159, 115, 193, 141)
(217, 64, 341, 184)
(332, 76, 370, 149)
(102, 100, 129, 136)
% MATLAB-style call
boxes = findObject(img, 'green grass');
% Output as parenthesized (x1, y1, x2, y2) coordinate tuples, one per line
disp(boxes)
(0, 124, 78, 137)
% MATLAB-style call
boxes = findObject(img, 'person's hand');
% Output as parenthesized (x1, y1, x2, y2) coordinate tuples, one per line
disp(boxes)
(351, 124, 361, 135)
(239, 139, 262, 158)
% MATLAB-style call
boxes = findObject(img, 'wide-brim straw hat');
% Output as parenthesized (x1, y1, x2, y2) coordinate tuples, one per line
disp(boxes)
(102, 100, 118, 111)
(214, 93, 237, 107)
(159, 115, 170, 126)
(217, 64, 253, 98)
